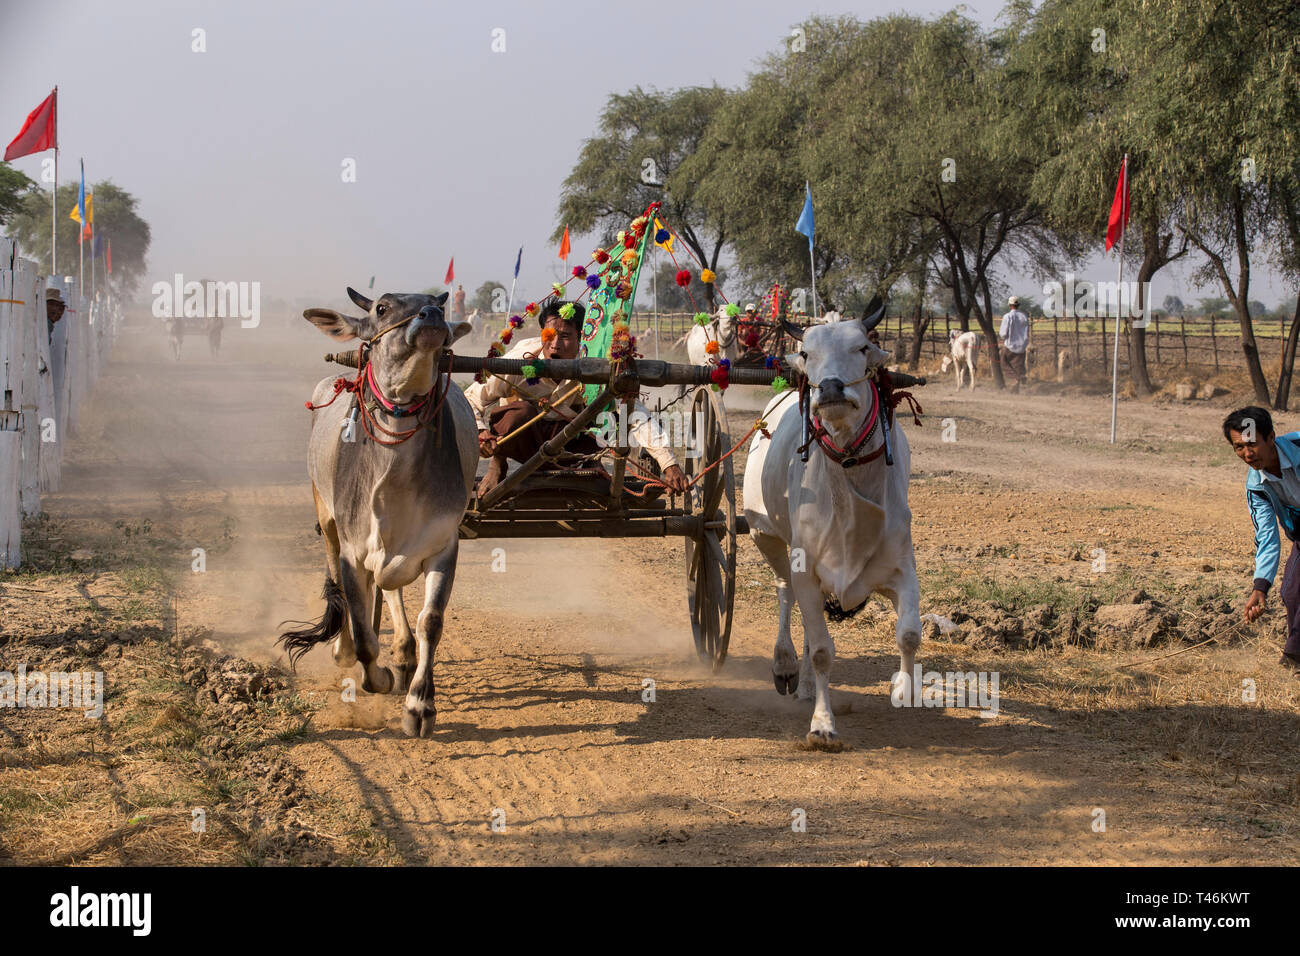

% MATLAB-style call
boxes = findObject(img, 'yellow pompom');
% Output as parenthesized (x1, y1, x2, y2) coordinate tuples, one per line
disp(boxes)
(701, 268, 716, 284)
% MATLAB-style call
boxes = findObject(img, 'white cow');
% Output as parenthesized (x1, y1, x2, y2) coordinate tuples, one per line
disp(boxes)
(743, 298, 921, 748)
(465, 308, 486, 340)
(939, 329, 979, 389)
(686, 306, 739, 368)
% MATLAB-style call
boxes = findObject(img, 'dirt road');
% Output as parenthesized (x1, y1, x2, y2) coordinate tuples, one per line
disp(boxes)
(6, 320, 1299, 864)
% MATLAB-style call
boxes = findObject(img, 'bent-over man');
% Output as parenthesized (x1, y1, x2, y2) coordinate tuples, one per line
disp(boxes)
(1225, 406, 1300, 676)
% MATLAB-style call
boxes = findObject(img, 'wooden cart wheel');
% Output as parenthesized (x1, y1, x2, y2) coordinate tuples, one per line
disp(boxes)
(683, 387, 737, 670)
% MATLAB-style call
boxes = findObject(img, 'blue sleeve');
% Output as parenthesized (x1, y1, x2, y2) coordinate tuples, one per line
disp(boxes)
(1250, 488, 1281, 590)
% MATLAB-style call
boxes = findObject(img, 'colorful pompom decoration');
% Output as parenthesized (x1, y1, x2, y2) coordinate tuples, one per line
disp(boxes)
(700, 268, 716, 284)
(585, 274, 601, 290)
(710, 365, 730, 390)
(615, 282, 632, 300)
(593, 249, 610, 265)
(552, 282, 565, 297)
(521, 364, 536, 379)
(623, 235, 636, 250)
(694, 312, 710, 325)
(725, 303, 740, 317)
(764, 355, 777, 369)
(705, 340, 720, 356)
(500, 329, 513, 345)
(620, 249, 638, 269)
(675, 270, 691, 288)
(572, 266, 587, 279)
(655, 228, 670, 244)
(488, 341, 505, 357)
(508, 314, 524, 328)
(525, 302, 539, 316)
(558, 303, 575, 320)
(540, 327, 557, 344)
(630, 217, 647, 237)
(771, 375, 789, 393)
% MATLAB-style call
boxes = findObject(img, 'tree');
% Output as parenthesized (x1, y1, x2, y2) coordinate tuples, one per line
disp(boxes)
(1162, 295, 1185, 314)
(0, 162, 34, 226)
(556, 85, 732, 308)
(684, 17, 874, 312)
(470, 279, 506, 313)
(6, 180, 151, 295)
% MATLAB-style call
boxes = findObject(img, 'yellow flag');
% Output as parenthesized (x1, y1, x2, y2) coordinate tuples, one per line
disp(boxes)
(654, 217, 674, 253)
(69, 192, 93, 225)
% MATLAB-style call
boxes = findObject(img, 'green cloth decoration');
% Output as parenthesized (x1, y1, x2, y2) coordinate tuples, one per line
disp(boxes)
(580, 214, 652, 407)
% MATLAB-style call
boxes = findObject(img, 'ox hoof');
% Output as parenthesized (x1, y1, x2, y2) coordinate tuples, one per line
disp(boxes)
(402, 705, 437, 739)
(773, 671, 799, 696)
(363, 666, 394, 695)
(804, 729, 843, 752)
(392, 665, 415, 695)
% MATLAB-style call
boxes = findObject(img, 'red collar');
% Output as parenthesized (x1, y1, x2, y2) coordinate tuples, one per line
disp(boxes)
(811, 381, 882, 467)
(365, 362, 434, 418)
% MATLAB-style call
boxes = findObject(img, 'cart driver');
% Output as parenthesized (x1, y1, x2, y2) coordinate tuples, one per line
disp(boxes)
(465, 300, 689, 497)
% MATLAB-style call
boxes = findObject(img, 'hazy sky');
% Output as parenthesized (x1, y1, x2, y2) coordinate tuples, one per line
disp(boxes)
(2, 0, 1292, 312)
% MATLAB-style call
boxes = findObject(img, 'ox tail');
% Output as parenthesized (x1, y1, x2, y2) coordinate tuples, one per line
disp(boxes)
(277, 575, 346, 667)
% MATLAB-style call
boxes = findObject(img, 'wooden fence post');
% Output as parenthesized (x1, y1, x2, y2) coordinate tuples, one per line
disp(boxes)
(1211, 314, 1219, 371)
(1154, 314, 1160, 365)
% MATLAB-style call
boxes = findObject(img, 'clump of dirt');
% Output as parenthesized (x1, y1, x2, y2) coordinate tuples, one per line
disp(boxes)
(933, 587, 1246, 651)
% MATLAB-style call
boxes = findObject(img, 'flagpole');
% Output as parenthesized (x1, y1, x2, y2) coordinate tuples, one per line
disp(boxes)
(652, 241, 659, 360)
(1109, 153, 1128, 444)
(51, 146, 57, 275)
(78, 159, 84, 299)
(808, 242, 819, 320)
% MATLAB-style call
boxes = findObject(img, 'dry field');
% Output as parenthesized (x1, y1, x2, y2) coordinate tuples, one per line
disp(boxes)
(2, 320, 1298, 865)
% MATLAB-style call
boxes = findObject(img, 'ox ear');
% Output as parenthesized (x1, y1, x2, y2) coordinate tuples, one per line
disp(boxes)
(447, 317, 473, 345)
(435, 291, 450, 308)
(304, 308, 365, 342)
(347, 287, 374, 312)
(784, 351, 806, 375)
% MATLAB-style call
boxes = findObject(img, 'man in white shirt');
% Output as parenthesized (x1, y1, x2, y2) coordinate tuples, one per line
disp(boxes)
(999, 295, 1030, 392)
(465, 300, 688, 496)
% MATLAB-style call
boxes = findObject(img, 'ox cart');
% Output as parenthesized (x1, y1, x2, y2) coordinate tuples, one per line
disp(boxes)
(325, 346, 926, 672)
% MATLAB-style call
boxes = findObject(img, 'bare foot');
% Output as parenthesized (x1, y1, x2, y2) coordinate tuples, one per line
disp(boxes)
(476, 455, 507, 496)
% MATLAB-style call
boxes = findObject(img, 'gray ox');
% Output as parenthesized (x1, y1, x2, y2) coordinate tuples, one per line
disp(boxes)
(278, 288, 476, 737)
(743, 297, 922, 748)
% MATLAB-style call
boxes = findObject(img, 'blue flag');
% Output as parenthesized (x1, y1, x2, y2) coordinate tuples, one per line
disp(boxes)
(93, 233, 103, 258)
(76, 159, 86, 241)
(513, 246, 522, 279)
(795, 181, 814, 249)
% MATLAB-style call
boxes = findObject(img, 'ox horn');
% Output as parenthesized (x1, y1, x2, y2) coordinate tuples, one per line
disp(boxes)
(779, 315, 805, 342)
(347, 286, 374, 313)
(861, 295, 886, 332)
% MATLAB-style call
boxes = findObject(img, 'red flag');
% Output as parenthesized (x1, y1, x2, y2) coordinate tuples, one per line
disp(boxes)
(106, 239, 112, 274)
(4, 88, 57, 161)
(444, 257, 454, 285)
(558, 226, 570, 261)
(1105, 155, 1129, 252)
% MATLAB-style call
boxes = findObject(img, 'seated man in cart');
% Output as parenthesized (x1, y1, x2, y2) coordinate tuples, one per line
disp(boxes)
(465, 300, 689, 497)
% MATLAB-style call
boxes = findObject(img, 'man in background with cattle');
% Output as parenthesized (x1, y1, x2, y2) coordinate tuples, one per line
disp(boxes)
(1224, 406, 1300, 676)
(452, 283, 467, 326)
(465, 300, 688, 497)
(45, 287, 66, 342)
(999, 295, 1029, 392)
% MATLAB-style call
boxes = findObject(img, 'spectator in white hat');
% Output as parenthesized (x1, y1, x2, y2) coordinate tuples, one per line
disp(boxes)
(999, 295, 1029, 392)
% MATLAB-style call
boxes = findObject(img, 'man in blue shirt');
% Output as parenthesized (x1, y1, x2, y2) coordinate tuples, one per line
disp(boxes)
(1225, 406, 1300, 675)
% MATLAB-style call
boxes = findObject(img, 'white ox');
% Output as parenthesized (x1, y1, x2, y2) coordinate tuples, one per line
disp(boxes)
(939, 329, 980, 389)
(743, 298, 921, 748)
(685, 306, 739, 368)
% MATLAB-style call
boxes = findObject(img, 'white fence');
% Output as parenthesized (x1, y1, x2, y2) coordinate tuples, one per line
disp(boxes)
(0, 236, 120, 568)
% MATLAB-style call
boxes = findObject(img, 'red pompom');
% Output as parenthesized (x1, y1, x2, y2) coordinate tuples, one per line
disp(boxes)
(623, 236, 636, 249)
(675, 270, 691, 287)
(710, 366, 730, 390)
(572, 266, 587, 279)
(593, 249, 610, 264)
